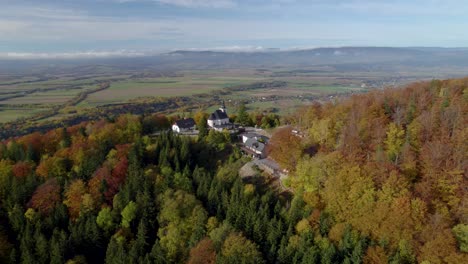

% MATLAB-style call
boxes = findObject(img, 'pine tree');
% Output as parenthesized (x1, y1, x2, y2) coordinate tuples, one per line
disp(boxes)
(35, 231, 49, 264)
(128, 221, 148, 264)
(105, 237, 126, 264)
(49, 229, 68, 264)
(198, 116, 208, 139)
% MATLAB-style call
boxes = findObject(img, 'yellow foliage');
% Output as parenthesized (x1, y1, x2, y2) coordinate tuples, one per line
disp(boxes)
(328, 223, 346, 243)
(384, 122, 405, 163)
(295, 218, 312, 234)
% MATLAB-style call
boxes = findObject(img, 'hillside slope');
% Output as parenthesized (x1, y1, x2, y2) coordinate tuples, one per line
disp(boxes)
(270, 78, 467, 262)
(0, 78, 466, 263)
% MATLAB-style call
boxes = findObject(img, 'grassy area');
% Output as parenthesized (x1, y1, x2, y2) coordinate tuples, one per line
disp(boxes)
(0, 69, 364, 124)
(246, 99, 308, 115)
(0, 107, 45, 123)
(85, 75, 267, 105)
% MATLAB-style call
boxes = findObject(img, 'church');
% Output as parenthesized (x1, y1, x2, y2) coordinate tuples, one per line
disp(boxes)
(207, 101, 233, 131)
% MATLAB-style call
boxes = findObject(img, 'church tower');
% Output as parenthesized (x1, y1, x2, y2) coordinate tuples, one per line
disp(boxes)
(219, 100, 227, 113)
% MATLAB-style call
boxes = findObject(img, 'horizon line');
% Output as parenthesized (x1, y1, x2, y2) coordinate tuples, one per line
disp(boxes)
(1, 46, 468, 60)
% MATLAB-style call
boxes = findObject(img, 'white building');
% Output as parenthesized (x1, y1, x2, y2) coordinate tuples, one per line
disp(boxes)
(241, 133, 269, 144)
(207, 101, 231, 130)
(172, 118, 196, 133)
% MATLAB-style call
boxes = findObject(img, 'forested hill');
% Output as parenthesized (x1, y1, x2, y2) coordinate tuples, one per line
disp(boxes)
(269, 78, 467, 263)
(0, 114, 326, 264)
(0, 78, 466, 264)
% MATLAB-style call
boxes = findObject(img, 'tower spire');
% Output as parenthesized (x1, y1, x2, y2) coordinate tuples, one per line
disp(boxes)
(220, 100, 227, 113)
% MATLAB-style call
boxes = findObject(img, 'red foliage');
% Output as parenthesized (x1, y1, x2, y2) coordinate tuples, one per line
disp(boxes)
(28, 178, 61, 216)
(12, 162, 33, 178)
(88, 166, 111, 204)
(88, 156, 128, 205)
(115, 144, 131, 159)
(112, 157, 128, 183)
(42, 129, 61, 154)
(188, 238, 216, 264)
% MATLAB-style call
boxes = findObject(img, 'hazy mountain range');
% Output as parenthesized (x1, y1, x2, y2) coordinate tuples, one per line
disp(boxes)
(2, 47, 468, 74)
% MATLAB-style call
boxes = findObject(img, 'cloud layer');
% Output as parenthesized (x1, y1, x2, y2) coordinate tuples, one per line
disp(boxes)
(0, 50, 149, 59)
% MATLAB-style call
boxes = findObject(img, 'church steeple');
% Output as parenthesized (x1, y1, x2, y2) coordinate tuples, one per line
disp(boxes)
(220, 100, 227, 113)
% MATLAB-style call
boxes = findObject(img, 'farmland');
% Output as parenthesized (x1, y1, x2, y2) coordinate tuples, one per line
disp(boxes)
(0, 67, 368, 125)
(4, 50, 461, 139)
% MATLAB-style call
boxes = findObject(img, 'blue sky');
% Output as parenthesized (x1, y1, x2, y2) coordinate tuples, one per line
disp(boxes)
(0, 0, 467, 58)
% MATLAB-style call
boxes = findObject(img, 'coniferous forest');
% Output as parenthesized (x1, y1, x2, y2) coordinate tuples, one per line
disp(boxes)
(0, 78, 467, 263)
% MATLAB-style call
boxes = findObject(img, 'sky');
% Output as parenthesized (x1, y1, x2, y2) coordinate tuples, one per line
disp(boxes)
(0, 0, 467, 58)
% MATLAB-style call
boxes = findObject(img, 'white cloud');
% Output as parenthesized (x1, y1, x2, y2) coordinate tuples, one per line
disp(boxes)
(0, 50, 150, 59)
(154, 0, 236, 8)
(179, 45, 267, 52)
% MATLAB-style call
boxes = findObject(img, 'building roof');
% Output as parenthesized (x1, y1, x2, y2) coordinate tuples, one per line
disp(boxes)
(174, 118, 196, 128)
(208, 109, 229, 120)
(245, 138, 266, 153)
(213, 123, 234, 129)
(242, 132, 259, 138)
(242, 133, 269, 143)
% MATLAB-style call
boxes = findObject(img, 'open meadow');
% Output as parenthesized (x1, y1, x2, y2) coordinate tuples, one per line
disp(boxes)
(0, 67, 371, 124)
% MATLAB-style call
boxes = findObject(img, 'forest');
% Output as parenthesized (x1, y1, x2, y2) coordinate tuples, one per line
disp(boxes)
(0, 78, 466, 264)
(269, 78, 467, 263)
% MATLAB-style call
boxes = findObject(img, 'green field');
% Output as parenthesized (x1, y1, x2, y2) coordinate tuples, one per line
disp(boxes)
(0, 107, 44, 123)
(0, 68, 365, 123)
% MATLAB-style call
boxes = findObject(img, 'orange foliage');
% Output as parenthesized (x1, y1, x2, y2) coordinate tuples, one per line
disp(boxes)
(17, 132, 43, 155)
(364, 246, 388, 264)
(418, 228, 466, 263)
(292, 78, 468, 260)
(187, 238, 216, 264)
(268, 127, 303, 171)
(63, 179, 87, 220)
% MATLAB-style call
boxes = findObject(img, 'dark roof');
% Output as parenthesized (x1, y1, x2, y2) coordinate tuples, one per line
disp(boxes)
(208, 109, 228, 120)
(245, 138, 266, 153)
(174, 118, 196, 128)
(213, 124, 234, 129)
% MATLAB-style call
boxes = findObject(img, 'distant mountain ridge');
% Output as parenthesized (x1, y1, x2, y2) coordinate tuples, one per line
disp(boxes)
(157, 46, 468, 71)
(2, 46, 468, 74)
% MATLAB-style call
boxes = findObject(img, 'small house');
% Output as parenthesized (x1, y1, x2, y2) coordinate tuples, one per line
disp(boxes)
(241, 132, 269, 144)
(172, 118, 196, 133)
(244, 137, 267, 158)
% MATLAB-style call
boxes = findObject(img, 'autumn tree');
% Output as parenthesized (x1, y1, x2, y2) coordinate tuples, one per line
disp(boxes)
(384, 122, 405, 164)
(219, 232, 264, 264)
(63, 179, 88, 220)
(157, 189, 208, 263)
(187, 237, 216, 264)
(268, 127, 303, 171)
(28, 178, 61, 216)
